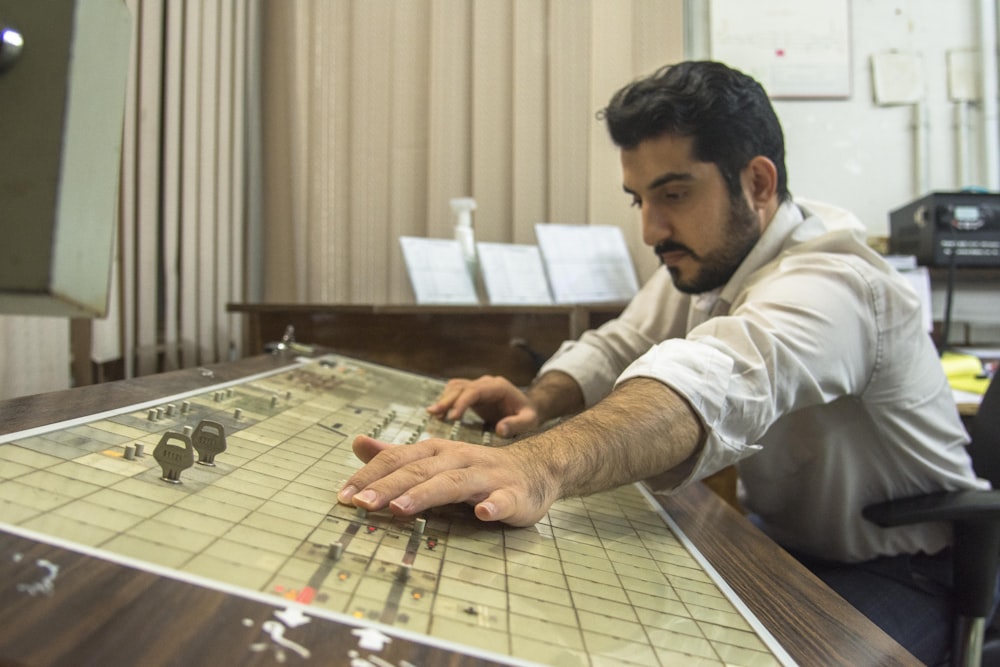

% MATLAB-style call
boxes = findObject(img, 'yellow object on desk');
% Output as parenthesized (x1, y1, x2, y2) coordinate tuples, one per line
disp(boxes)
(942, 351, 991, 395)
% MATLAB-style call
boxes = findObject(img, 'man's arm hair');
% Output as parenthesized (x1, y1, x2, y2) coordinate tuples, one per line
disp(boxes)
(524, 370, 586, 424)
(522, 376, 706, 499)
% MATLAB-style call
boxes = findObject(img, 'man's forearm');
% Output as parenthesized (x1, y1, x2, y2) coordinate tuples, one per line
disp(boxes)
(525, 370, 586, 424)
(522, 376, 706, 500)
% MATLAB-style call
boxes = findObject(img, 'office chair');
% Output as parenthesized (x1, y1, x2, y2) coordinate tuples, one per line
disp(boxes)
(864, 375, 1000, 667)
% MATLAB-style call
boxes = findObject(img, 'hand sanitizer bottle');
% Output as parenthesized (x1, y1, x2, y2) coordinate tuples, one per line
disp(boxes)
(450, 197, 478, 280)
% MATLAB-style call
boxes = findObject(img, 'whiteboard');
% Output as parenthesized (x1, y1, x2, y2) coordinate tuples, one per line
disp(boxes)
(709, 0, 851, 99)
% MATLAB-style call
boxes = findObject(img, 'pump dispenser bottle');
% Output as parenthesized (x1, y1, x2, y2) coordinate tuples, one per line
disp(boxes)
(450, 197, 478, 281)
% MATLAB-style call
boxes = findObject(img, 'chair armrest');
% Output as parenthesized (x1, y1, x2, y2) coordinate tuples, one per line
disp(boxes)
(863, 489, 1000, 619)
(863, 490, 1000, 527)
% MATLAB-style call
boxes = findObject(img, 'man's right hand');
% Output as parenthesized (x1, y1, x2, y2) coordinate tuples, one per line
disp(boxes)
(426, 375, 541, 437)
(339, 434, 558, 526)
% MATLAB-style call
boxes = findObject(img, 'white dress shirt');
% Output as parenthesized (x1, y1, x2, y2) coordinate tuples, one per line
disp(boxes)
(540, 199, 986, 562)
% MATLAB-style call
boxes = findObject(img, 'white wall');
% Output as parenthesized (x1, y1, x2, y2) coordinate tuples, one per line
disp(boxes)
(687, 0, 1000, 342)
(688, 0, 986, 237)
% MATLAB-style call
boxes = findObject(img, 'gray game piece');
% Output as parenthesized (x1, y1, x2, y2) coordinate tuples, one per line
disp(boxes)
(152, 432, 195, 484)
(134, 443, 145, 457)
(191, 419, 227, 466)
(123, 444, 135, 460)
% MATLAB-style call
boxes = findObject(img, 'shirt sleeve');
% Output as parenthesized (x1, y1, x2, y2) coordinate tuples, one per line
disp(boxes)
(619, 251, 885, 491)
(539, 269, 691, 407)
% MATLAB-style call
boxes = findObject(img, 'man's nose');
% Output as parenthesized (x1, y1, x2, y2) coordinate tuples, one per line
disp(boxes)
(641, 205, 671, 247)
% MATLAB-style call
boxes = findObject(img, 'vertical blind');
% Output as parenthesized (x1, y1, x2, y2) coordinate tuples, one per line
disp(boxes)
(259, 0, 683, 305)
(0, 0, 683, 400)
(109, 0, 259, 377)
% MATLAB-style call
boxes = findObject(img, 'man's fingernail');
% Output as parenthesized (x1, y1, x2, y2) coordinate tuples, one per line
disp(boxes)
(354, 489, 377, 505)
(390, 494, 414, 512)
(477, 501, 496, 519)
(338, 485, 358, 503)
(496, 424, 509, 437)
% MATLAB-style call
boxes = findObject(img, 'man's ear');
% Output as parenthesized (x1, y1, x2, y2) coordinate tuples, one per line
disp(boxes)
(743, 156, 778, 209)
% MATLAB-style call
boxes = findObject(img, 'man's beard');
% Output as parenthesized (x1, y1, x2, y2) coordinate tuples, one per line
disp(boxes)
(656, 193, 761, 295)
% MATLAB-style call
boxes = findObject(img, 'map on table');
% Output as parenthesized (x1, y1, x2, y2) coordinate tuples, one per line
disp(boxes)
(0, 354, 793, 666)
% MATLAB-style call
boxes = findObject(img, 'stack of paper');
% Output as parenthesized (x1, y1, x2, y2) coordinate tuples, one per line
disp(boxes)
(400, 224, 639, 306)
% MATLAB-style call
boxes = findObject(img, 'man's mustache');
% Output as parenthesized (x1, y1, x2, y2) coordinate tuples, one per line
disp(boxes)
(653, 240, 691, 257)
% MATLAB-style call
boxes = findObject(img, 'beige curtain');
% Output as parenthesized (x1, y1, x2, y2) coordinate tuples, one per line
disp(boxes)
(260, 0, 683, 305)
(0, 317, 70, 400)
(107, 0, 260, 377)
(0, 0, 257, 400)
(0, 0, 682, 401)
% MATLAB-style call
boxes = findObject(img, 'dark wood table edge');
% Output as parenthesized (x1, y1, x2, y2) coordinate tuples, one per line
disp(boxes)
(658, 483, 919, 666)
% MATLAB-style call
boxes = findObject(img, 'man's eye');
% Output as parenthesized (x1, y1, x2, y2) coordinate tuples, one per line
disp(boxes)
(629, 197, 642, 208)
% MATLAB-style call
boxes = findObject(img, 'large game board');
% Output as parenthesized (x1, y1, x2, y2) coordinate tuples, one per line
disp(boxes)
(0, 355, 793, 666)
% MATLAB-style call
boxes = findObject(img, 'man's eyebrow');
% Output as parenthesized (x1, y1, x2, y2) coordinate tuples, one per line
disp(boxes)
(623, 171, 694, 194)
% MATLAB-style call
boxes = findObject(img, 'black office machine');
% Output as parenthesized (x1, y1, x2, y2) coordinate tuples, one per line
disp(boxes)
(889, 192, 1000, 267)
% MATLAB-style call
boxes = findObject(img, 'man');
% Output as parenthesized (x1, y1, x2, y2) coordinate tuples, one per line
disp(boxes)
(338, 61, 988, 663)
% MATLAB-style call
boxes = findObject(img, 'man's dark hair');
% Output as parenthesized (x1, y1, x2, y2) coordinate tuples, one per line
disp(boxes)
(600, 61, 790, 202)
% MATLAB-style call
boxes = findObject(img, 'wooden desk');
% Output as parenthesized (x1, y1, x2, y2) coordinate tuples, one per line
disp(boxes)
(0, 353, 918, 666)
(227, 303, 625, 386)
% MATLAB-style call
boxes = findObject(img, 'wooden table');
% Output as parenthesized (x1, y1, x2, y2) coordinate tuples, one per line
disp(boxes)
(226, 303, 625, 386)
(0, 352, 919, 666)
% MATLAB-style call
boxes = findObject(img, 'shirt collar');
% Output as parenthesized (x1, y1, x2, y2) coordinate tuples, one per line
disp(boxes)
(691, 287, 722, 313)
(717, 200, 804, 306)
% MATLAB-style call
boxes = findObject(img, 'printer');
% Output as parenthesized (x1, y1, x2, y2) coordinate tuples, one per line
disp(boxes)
(889, 191, 1000, 267)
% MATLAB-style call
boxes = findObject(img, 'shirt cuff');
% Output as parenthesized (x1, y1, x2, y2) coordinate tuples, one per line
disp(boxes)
(616, 338, 762, 491)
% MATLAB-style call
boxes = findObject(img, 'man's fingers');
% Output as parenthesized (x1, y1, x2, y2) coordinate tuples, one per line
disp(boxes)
(384, 466, 491, 516)
(340, 438, 522, 521)
(495, 409, 539, 438)
(339, 436, 433, 506)
(474, 487, 546, 527)
(474, 488, 513, 523)
(351, 434, 395, 463)
(427, 380, 468, 416)
(427, 376, 523, 423)
(339, 433, 556, 528)
(339, 436, 480, 512)
(427, 380, 482, 421)
(444, 391, 478, 421)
